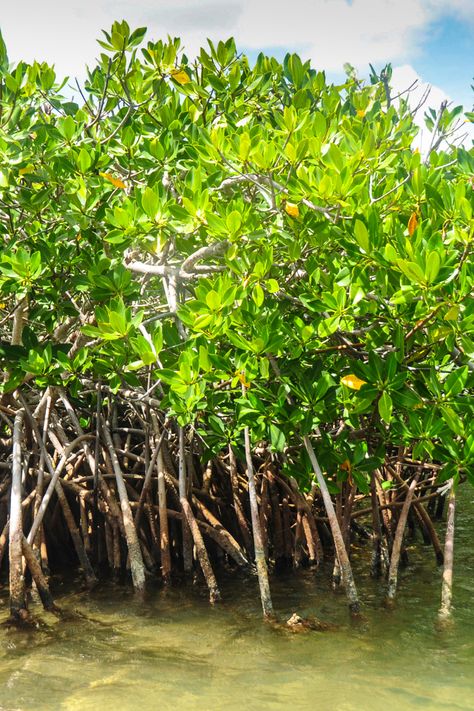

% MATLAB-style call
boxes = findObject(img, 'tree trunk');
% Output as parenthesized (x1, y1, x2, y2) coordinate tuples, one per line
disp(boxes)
(156, 448, 172, 582)
(180, 497, 220, 603)
(102, 418, 146, 593)
(386, 473, 419, 602)
(178, 427, 193, 573)
(243, 429, 273, 618)
(54, 479, 97, 588)
(21, 536, 57, 613)
(228, 445, 253, 557)
(9, 410, 27, 622)
(439, 488, 456, 621)
(303, 435, 360, 615)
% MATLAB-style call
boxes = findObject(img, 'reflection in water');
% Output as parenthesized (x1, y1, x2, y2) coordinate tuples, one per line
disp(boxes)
(0, 494, 473, 711)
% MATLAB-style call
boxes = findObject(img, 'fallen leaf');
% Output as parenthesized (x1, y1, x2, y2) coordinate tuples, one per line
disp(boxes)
(99, 172, 127, 190)
(285, 201, 300, 218)
(408, 211, 418, 236)
(341, 374, 366, 391)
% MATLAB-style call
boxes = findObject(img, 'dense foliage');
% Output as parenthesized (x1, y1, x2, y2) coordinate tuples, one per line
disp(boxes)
(0, 22, 473, 497)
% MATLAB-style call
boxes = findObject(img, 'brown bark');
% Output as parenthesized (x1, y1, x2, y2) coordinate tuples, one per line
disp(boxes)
(303, 435, 360, 614)
(180, 497, 220, 603)
(193, 498, 248, 567)
(242, 428, 273, 618)
(439, 488, 456, 621)
(228, 445, 253, 557)
(101, 418, 146, 593)
(9, 410, 27, 622)
(156, 448, 172, 582)
(55, 480, 97, 588)
(259, 474, 270, 559)
(268, 470, 285, 566)
(387, 464, 444, 565)
(21, 536, 57, 613)
(281, 497, 293, 563)
(386, 473, 419, 601)
(134, 429, 165, 529)
(178, 427, 193, 573)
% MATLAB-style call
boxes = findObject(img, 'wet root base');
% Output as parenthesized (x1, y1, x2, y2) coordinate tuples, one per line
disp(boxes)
(0, 387, 447, 623)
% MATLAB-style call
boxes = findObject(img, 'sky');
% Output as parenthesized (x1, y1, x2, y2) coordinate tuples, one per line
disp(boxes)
(1, 0, 473, 147)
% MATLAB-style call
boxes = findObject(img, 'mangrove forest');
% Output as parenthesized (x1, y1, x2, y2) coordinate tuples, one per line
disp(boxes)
(0, 22, 473, 633)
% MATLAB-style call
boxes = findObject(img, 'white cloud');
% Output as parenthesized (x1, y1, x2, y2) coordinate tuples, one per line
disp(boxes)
(390, 65, 474, 152)
(0, 0, 473, 129)
(0, 0, 473, 79)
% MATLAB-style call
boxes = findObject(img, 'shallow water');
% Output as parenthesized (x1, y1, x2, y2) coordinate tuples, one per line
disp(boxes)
(0, 494, 473, 711)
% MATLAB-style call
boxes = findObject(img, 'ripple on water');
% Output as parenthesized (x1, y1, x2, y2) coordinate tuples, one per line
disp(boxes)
(0, 495, 474, 711)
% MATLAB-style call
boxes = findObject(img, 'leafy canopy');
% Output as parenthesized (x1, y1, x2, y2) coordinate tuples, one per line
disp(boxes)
(0, 21, 473, 491)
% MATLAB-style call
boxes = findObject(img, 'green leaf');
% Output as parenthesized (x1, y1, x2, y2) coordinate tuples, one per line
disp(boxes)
(396, 259, 426, 285)
(444, 367, 469, 398)
(58, 115, 76, 141)
(378, 392, 393, 424)
(266, 278, 279, 293)
(206, 290, 221, 311)
(142, 187, 159, 219)
(425, 251, 440, 284)
(269, 423, 286, 452)
(226, 210, 242, 235)
(354, 220, 370, 253)
(252, 283, 264, 307)
(77, 148, 92, 173)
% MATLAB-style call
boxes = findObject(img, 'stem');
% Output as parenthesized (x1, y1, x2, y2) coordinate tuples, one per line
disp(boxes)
(9, 409, 27, 621)
(386, 473, 419, 601)
(439, 487, 456, 621)
(156, 448, 172, 582)
(228, 445, 253, 557)
(178, 426, 193, 573)
(267, 354, 360, 613)
(180, 497, 221, 603)
(27, 432, 94, 544)
(243, 420, 273, 618)
(303, 435, 360, 614)
(134, 429, 166, 529)
(21, 536, 57, 613)
(101, 417, 146, 593)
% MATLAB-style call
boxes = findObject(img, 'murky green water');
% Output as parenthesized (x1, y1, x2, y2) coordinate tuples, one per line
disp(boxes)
(1, 494, 473, 711)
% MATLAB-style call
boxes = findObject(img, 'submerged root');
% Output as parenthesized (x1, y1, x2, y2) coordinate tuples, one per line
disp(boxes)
(0, 388, 450, 623)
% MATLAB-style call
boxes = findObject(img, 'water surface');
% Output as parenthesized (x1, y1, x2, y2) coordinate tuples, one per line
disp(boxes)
(1, 494, 473, 711)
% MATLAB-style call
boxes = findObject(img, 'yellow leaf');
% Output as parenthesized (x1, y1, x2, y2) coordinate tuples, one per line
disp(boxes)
(0, 303, 6, 309)
(408, 211, 418, 236)
(340, 459, 352, 473)
(341, 374, 366, 391)
(356, 109, 366, 118)
(236, 370, 250, 389)
(99, 172, 127, 190)
(444, 305, 459, 321)
(170, 69, 191, 85)
(19, 164, 35, 175)
(285, 201, 300, 218)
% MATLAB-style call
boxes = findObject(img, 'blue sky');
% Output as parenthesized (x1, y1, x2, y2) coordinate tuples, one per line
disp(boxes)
(0, 0, 473, 114)
(413, 16, 473, 110)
